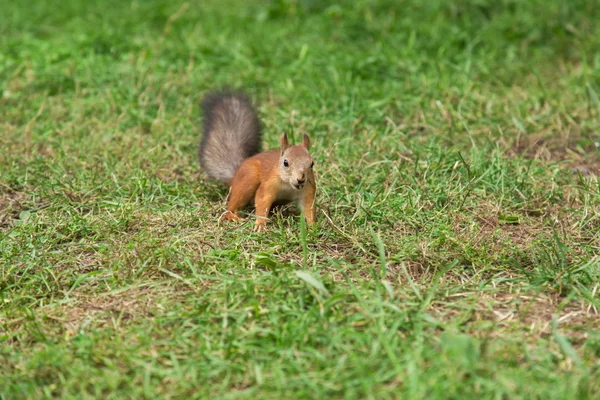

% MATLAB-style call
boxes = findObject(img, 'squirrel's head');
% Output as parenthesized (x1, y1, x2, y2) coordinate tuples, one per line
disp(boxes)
(279, 132, 314, 190)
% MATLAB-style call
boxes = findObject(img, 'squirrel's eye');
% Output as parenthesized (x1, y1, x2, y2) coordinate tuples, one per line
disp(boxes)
(283, 159, 289, 167)
(310, 161, 314, 168)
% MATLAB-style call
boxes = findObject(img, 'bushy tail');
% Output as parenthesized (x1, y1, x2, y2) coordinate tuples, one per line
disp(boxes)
(199, 91, 262, 183)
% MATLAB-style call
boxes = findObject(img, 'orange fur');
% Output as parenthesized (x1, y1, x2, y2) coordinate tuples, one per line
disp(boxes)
(220, 134, 316, 231)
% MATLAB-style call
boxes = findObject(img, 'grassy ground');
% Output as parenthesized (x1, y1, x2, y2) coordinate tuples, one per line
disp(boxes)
(1, 0, 600, 398)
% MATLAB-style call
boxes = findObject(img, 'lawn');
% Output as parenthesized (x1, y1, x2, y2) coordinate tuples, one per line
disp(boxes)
(1, 0, 599, 398)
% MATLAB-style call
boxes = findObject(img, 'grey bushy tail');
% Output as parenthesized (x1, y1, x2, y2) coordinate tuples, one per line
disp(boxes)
(199, 91, 262, 183)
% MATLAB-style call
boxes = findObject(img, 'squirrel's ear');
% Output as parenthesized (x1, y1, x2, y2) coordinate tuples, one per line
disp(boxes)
(302, 134, 310, 150)
(280, 132, 290, 154)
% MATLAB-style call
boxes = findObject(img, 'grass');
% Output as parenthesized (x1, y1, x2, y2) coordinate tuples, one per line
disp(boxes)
(1, 0, 600, 398)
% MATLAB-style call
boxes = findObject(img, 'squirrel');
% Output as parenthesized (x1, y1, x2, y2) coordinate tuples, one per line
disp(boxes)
(199, 90, 316, 231)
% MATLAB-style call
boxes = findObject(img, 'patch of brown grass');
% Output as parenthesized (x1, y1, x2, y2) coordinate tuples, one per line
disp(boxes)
(0, 190, 27, 229)
(41, 283, 192, 337)
(430, 283, 600, 350)
(503, 109, 600, 175)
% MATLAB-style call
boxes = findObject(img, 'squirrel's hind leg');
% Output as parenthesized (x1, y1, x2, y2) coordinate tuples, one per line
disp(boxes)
(220, 164, 260, 223)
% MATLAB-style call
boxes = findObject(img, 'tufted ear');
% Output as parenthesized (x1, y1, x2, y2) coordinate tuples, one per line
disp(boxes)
(280, 132, 290, 154)
(302, 133, 310, 150)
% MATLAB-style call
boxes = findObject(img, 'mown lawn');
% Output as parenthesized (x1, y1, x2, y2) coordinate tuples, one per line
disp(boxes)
(1, 0, 599, 398)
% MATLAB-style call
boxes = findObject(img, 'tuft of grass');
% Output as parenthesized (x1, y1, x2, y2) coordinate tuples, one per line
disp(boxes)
(1, 0, 600, 398)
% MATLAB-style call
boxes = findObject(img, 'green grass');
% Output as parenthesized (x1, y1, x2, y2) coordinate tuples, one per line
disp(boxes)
(1, 0, 600, 398)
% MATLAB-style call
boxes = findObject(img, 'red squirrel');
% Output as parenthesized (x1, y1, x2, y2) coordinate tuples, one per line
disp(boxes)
(199, 91, 316, 231)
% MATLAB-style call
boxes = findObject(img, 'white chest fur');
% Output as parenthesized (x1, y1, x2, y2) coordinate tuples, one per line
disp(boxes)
(275, 183, 305, 203)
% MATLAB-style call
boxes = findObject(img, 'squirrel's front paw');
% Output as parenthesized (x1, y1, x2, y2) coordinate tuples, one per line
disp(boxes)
(219, 211, 241, 223)
(254, 218, 267, 232)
